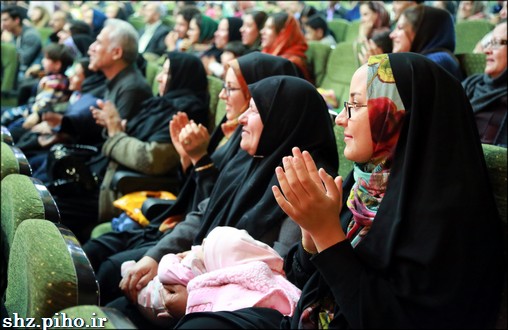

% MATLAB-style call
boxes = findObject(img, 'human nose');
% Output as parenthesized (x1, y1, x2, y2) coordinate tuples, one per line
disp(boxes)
(335, 107, 348, 127)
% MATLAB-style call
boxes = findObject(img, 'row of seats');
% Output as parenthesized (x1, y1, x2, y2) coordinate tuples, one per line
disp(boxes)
(1, 137, 136, 328)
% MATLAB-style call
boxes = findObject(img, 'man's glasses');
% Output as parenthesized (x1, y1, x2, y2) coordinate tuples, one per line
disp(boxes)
(344, 101, 368, 119)
(222, 84, 241, 97)
(484, 38, 507, 50)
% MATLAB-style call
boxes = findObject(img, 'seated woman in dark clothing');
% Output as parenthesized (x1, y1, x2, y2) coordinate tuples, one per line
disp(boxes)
(174, 53, 504, 329)
(462, 22, 507, 147)
(390, 4, 463, 80)
(240, 10, 267, 53)
(82, 52, 300, 307)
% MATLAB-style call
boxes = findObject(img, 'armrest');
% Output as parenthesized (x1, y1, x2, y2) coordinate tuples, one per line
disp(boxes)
(110, 169, 181, 196)
(141, 198, 176, 221)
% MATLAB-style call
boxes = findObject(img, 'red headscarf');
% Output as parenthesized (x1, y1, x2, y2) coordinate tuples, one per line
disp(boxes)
(262, 15, 312, 83)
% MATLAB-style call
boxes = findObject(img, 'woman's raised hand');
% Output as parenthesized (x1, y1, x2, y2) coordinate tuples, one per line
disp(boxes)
(178, 120, 210, 165)
(272, 147, 346, 252)
(169, 112, 191, 170)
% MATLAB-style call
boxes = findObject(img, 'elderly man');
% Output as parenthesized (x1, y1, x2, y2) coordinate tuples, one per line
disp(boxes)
(51, 18, 153, 243)
(138, 2, 171, 56)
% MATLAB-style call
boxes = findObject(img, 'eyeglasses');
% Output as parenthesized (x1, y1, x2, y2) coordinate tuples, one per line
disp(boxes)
(344, 101, 368, 119)
(222, 83, 241, 97)
(484, 38, 507, 50)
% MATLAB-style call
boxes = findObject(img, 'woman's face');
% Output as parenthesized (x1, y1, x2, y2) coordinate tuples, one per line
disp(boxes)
(390, 14, 414, 53)
(360, 4, 378, 28)
(214, 18, 229, 49)
(484, 24, 507, 78)
(335, 65, 373, 163)
(219, 67, 248, 121)
(29, 7, 43, 22)
(187, 18, 200, 44)
(260, 17, 277, 48)
(240, 14, 259, 46)
(69, 63, 85, 91)
(156, 59, 170, 96)
(238, 97, 263, 155)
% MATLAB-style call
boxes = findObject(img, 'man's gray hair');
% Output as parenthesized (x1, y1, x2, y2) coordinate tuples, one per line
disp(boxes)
(104, 18, 139, 64)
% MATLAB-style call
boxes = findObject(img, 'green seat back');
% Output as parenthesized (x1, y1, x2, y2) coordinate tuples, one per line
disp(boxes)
(207, 75, 224, 133)
(90, 222, 113, 239)
(454, 20, 494, 54)
(1, 142, 19, 180)
(328, 18, 350, 43)
(344, 20, 361, 43)
(215, 99, 227, 128)
(128, 15, 145, 31)
(334, 125, 354, 179)
(319, 42, 359, 108)
(482, 144, 507, 225)
(145, 61, 161, 96)
(54, 306, 137, 329)
(37, 26, 54, 42)
(1, 142, 32, 180)
(5, 220, 98, 321)
(305, 41, 332, 87)
(162, 16, 175, 29)
(456, 53, 486, 78)
(1, 42, 18, 92)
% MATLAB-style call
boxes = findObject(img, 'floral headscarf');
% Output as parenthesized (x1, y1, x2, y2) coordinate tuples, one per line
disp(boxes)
(346, 54, 406, 247)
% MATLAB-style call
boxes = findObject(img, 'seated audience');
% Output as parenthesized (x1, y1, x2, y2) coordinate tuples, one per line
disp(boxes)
(165, 5, 201, 52)
(457, 0, 489, 22)
(390, 0, 423, 27)
(110, 74, 338, 329)
(27, 5, 50, 29)
(462, 22, 507, 147)
(202, 16, 243, 77)
(174, 52, 504, 330)
(240, 9, 267, 53)
(91, 52, 209, 222)
(82, 5, 107, 38)
(390, 5, 463, 80)
(2, 43, 74, 138)
(82, 52, 300, 307)
(357, 1, 390, 41)
(261, 12, 312, 83)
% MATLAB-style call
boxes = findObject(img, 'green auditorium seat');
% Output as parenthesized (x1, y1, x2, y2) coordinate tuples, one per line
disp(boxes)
(53, 305, 137, 329)
(454, 20, 494, 54)
(4, 220, 99, 323)
(1, 142, 32, 180)
(1, 42, 19, 107)
(456, 53, 486, 78)
(1, 175, 60, 276)
(305, 41, 332, 87)
(318, 42, 360, 108)
(343, 20, 361, 43)
(482, 144, 507, 225)
(328, 19, 350, 44)
(207, 75, 224, 133)
(334, 124, 354, 180)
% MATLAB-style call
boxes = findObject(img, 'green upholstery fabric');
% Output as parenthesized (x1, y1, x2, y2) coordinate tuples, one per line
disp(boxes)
(482, 144, 507, 225)
(145, 61, 161, 96)
(1, 174, 46, 255)
(36, 27, 53, 42)
(215, 99, 226, 127)
(344, 20, 361, 43)
(1, 142, 19, 180)
(55, 305, 137, 329)
(90, 222, 113, 239)
(5, 220, 78, 321)
(162, 16, 174, 29)
(207, 75, 224, 133)
(328, 19, 350, 43)
(128, 16, 145, 31)
(305, 41, 332, 87)
(334, 125, 354, 179)
(456, 53, 486, 78)
(319, 42, 360, 108)
(454, 20, 494, 54)
(1, 42, 18, 107)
